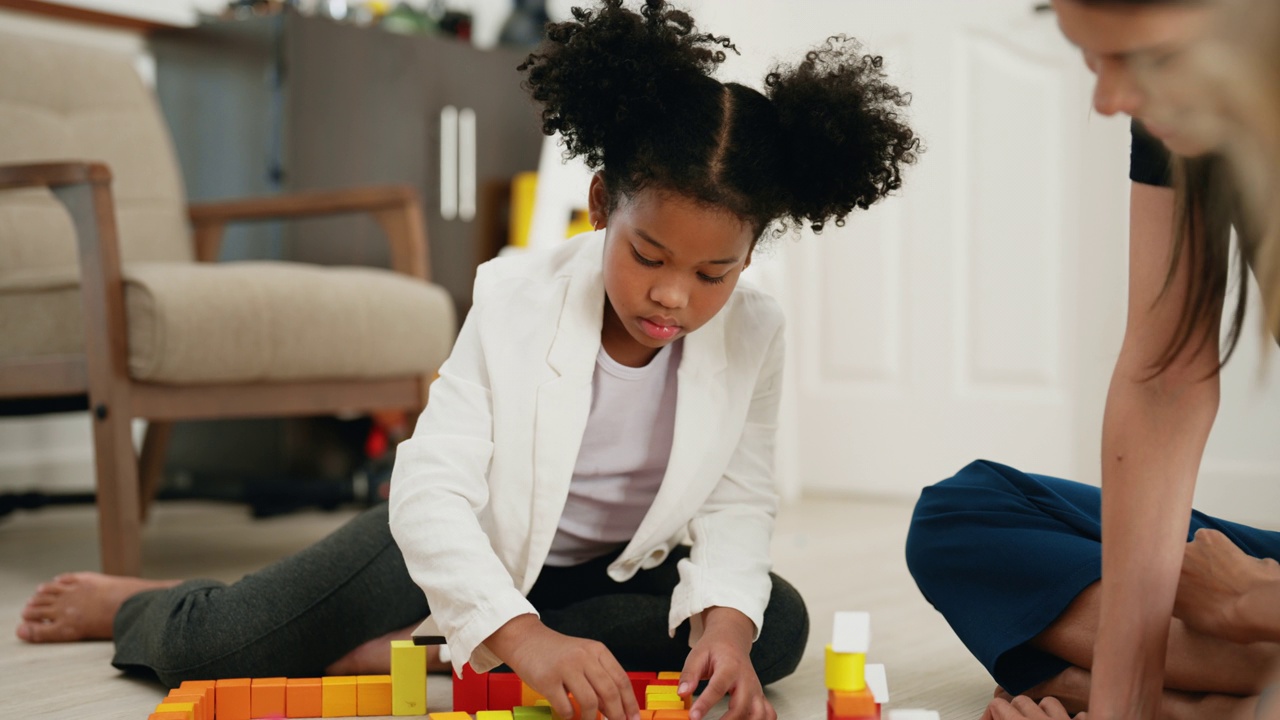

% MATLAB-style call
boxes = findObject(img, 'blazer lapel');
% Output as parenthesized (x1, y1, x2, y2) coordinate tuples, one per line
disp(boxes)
(620, 311, 729, 558)
(523, 246, 605, 587)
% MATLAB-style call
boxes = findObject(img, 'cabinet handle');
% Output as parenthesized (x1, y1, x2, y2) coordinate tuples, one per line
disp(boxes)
(459, 107, 477, 222)
(440, 105, 459, 221)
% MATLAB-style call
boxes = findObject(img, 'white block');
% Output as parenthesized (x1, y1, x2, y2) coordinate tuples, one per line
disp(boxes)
(887, 712, 940, 720)
(832, 611, 871, 653)
(865, 663, 889, 703)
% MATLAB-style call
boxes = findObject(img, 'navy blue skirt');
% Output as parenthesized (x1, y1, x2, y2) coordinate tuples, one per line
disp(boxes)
(905, 459, 1280, 695)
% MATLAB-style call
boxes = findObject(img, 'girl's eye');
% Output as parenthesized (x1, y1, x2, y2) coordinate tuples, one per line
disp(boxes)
(631, 247, 661, 267)
(699, 273, 728, 285)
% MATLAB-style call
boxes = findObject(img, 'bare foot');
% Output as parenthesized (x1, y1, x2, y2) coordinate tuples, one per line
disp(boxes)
(16, 572, 181, 643)
(325, 622, 451, 676)
(1017, 665, 1255, 720)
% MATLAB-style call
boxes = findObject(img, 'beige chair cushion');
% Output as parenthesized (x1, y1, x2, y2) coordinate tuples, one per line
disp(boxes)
(0, 262, 456, 384)
(0, 32, 193, 277)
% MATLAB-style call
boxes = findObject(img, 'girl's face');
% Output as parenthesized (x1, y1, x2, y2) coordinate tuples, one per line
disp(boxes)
(589, 175, 756, 368)
(1052, 0, 1213, 156)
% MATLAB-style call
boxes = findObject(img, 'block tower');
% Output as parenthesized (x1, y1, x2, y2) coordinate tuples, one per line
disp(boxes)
(825, 612, 877, 720)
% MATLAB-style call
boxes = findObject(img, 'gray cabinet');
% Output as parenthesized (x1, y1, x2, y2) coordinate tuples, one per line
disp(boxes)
(151, 12, 545, 318)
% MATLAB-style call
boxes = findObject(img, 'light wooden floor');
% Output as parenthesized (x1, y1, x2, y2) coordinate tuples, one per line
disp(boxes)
(0, 496, 993, 720)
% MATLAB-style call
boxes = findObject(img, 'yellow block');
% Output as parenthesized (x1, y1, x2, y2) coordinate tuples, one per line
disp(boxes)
(824, 644, 866, 692)
(476, 712, 516, 720)
(656, 672, 681, 680)
(391, 640, 428, 716)
(427, 714, 472, 719)
(357, 675, 393, 716)
(509, 171, 538, 247)
(645, 696, 684, 710)
(154, 703, 195, 720)
(322, 676, 358, 718)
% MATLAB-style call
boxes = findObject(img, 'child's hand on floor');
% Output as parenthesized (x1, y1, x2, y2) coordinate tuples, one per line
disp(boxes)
(680, 606, 775, 720)
(486, 614, 640, 720)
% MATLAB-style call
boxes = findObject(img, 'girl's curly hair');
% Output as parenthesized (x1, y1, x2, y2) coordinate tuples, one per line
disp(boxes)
(519, 0, 921, 237)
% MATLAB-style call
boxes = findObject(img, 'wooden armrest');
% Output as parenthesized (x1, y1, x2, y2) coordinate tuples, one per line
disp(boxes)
(188, 185, 417, 224)
(187, 185, 429, 280)
(0, 161, 111, 191)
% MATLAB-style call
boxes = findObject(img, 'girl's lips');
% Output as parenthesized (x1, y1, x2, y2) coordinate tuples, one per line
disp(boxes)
(639, 317, 681, 340)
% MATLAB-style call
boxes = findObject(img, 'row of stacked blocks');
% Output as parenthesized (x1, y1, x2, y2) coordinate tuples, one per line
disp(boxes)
(147, 640, 693, 720)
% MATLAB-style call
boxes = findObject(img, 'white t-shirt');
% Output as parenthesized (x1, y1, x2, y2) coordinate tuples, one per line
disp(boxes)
(543, 339, 683, 567)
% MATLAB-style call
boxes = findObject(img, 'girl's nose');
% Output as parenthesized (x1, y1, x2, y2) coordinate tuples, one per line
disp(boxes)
(650, 282, 687, 310)
(1092, 58, 1144, 118)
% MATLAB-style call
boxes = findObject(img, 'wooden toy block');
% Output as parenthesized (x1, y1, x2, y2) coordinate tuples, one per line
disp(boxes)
(656, 672, 681, 680)
(453, 662, 489, 713)
(162, 691, 207, 720)
(637, 713, 655, 720)
(179, 680, 217, 717)
(286, 678, 323, 718)
(149, 713, 192, 720)
(154, 702, 196, 720)
(322, 676, 358, 718)
(520, 680, 545, 707)
(648, 679, 679, 688)
(391, 639, 428, 716)
(652, 711, 690, 720)
(865, 664, 889, 704)
(426, 713, 472, 719)
(566, 693, 606, 720)
(645, 693, 683, 711)
(626, 672, 656, 708)
(489, 672, 522, 711)
(832, 612, 871, 654)
(251, 677, 287, 718)
(829, 688, 877, 717)
(477, 712, 516, 720)
(357, 675, 393, 716)
(216, 678, 253, 720)
(827, 699, 878, 720)
(512, 707, 553, 720)
(825, 644, 866, 692)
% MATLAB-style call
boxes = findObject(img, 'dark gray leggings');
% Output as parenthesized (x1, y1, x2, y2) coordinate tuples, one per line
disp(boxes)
(112, 504, 809, 688)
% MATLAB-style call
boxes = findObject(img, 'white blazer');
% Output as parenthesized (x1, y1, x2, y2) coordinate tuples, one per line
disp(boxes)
(388, 231, 785, 673)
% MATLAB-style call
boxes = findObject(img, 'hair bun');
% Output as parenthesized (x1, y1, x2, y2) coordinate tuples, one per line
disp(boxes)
(520, 0, 736, 169)
(768, 36, 921, 232)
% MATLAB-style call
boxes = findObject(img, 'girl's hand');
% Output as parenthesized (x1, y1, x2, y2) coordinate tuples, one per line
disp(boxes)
(1174, 528, 1280, 643)
(679, 606, 774, 720)
(486, 614, 639, 720)
(982, 696, 1086, 720)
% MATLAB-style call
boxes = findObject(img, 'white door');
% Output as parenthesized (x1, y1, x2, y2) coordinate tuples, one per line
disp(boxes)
(687, 0, 1134, 500)
(693, 0, 1280, 525)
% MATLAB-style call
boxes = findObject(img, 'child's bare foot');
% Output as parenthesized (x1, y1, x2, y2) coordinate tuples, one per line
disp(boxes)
(325, 622, 451, 676)
(16, 572, 181, 643)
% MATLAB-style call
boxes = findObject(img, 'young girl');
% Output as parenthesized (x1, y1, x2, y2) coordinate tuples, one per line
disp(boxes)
(17, 3, 919, 720)
(906, 2, 1280, 720)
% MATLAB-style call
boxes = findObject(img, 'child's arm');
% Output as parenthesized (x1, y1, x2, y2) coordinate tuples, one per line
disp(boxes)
(387, 272, 537, 675)
(673, 309, 786, 720)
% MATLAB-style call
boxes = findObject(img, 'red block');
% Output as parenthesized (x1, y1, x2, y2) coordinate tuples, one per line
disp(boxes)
(626, 672, 657, 709)
(488, 672, 522, 711)
(452, 662, 488, 713)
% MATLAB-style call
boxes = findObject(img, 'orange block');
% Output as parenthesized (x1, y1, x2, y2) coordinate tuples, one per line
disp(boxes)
(829, 688, 877, 717)
(217, 679, 253, 720)
(287, 678, 324, 718)
(163, 691, 208, 720)
(521, 681, 545, 707)
(179, 681, 217, 717)
(652, 712, 689, 720)
(568, 693, 604, 720)
(322, 677, 358, 718)
(251, 677, 287, 719)
(356, 675, 392, 716)
(149, 714, 192, 720)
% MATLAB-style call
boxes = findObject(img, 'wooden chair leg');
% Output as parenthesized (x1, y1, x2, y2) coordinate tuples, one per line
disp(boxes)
(90, 403, 143, 577)
(138, 421, 171, 522)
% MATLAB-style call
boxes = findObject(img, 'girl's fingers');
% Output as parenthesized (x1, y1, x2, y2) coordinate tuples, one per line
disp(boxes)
(1037, 696, 1072, 719)
(597, 653, 639, 720)
(558, 676, 590, 720)
(582, 660, 624, 720)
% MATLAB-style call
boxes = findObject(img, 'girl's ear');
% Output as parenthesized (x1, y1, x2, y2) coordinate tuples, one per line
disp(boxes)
(743, 244, 754, 270)
(587, 172, 609, 229)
